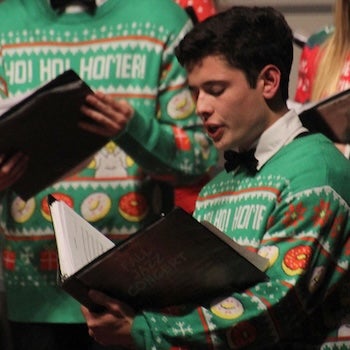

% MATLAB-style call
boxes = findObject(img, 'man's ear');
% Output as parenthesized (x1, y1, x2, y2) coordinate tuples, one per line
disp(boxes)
(258, 65, 281, 99)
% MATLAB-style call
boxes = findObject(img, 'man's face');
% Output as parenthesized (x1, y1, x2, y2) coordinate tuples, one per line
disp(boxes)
(187, 55, 274, 151)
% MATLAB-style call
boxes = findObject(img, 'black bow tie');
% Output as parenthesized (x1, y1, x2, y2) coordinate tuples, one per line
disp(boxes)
(50, 0, 97, 13)
(224, 149, 258, 174)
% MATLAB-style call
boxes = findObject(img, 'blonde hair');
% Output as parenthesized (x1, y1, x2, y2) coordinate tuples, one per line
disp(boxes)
(311, 0, 350, 101)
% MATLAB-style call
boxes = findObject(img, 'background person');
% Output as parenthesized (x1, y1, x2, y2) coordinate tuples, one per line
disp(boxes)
(294, 0, 350, 158)
(0, 0, 217, 349)
(175, 0, 217, 22)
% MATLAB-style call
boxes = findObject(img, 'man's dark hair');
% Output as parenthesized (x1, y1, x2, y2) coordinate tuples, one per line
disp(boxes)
(175, 6, 293, 101)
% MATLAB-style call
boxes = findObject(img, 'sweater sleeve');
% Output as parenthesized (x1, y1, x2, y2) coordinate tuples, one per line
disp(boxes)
(115, 21, 218, 186)
(131, 185, 350, 349)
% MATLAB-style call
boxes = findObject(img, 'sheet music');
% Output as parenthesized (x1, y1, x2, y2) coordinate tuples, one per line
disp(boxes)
(51, 200, 114, 276)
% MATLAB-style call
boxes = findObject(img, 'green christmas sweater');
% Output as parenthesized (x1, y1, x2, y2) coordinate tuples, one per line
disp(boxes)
(131, 114, 350, 349)
(0, 0, 217, 323)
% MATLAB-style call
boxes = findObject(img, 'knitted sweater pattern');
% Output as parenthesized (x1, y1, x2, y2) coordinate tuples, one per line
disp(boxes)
(131, 134, 350, 349)
(0, 0, 217, 322)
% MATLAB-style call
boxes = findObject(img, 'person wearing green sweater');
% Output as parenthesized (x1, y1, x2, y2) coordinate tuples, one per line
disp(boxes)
(81, 6, 350, 349)
(0, 0, 217, 349)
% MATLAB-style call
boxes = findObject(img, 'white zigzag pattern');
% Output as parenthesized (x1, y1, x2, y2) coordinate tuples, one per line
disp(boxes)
(4, 224, 137, 237)
(102, 84, 157, 95)
(196, 189, 278, 210)
(54, 179, 137, 190)
(286, 185, 349, 209)
(4, 39, 163, 57)
(8, 84, 158, 98)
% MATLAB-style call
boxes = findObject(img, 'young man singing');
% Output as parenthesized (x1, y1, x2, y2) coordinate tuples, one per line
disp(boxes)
(81, 6, 350, 349)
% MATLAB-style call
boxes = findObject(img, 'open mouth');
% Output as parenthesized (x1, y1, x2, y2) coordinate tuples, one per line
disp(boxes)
(206, 124, 223, 142)
(207, 125, 218, 134)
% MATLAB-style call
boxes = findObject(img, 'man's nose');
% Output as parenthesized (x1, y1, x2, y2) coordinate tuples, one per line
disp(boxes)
(195, 93, 213, 121)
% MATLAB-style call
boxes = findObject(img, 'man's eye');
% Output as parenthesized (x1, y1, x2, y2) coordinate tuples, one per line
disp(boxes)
(208, 86, 224, 96)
